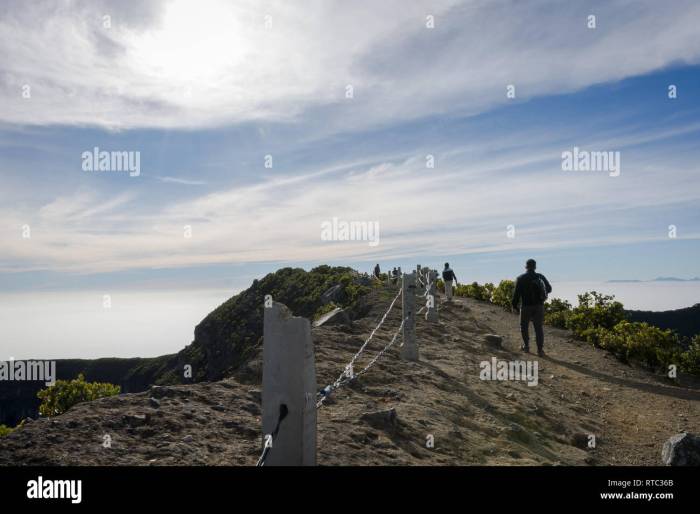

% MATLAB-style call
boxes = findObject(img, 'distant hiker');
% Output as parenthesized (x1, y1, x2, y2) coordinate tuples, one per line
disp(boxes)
(442, 262, 458, 301)
(373, 263, 381, 279)
(392, 267, 398, 284)
(511, 259, 552, 356)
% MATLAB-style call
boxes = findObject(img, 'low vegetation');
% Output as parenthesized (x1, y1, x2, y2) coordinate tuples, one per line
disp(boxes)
(455, 281, 700, 376)
(37, 374, 121, 417)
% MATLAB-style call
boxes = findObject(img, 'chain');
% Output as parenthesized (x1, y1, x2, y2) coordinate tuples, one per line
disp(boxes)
(317, 287, 402, 407)
(348, 316, 406, 381)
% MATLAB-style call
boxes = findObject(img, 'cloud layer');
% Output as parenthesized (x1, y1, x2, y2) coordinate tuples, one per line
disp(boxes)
(1, 0, 700, 130)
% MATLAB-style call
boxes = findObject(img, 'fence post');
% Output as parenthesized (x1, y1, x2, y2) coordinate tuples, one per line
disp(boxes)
(262, 301, 317, 466)
(416, 265, 424, 295)
(401, 271, 418, 360)
(425, 270, 438, 322)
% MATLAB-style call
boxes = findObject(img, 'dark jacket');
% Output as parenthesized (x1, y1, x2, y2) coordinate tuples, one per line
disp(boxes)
(442, 268, 457, 282)
(512, 271, 552, 308)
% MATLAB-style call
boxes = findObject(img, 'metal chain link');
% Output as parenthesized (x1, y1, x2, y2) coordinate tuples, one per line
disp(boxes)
(317, 287, 403, 407)
(344, 316, 406, 382)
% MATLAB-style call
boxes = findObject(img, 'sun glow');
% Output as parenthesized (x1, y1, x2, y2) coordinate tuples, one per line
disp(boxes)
(128, 0, 252, 87)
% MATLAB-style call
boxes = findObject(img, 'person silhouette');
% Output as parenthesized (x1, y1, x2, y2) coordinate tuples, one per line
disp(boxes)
(442, 262, 458, 301)
(511, 259, 552, 356)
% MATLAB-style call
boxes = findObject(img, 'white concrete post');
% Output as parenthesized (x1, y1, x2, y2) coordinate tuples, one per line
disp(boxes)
(401, 271, 418, 360)
(263, 301, 316, 466)
(416, 265, 424, 295)
(425, 270, 438, 322)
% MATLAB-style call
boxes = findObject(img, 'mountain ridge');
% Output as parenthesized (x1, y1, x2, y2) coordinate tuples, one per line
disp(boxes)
(2, 285, 698, 466)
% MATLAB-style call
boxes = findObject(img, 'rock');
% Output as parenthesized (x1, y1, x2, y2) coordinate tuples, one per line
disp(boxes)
(150, 386, 171, 399)
(320, 284, 344, 305)
(313, 307, 352, 328)
(211, 404, 225, 412)
(484, 334, 503, 348)
(66, 420, 79, 429)
(149, 398, 160, 409)
(247, 389, 262, 403)
(241, 402, 260, 416)
(360, 408, 398, 430)
(123, 414, 148, 427)
(183, 435, 194, 443)
(662, 433, 700, 466)
(571, 432, 593, 450)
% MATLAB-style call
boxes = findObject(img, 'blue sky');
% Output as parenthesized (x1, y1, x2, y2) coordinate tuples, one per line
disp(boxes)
(2, 0, 700, 294)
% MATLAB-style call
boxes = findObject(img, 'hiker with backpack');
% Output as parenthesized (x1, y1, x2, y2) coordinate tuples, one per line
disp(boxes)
(442, 262, 458, 301)
(511, 259, 552, 356)
(373, 263, 381, 279)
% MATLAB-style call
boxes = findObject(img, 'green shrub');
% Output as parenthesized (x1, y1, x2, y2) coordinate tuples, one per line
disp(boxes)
(596, 321, 681, 371)
(544, 298, 572, 328)
(37, 374, 121, 417)
(680, 336, 700, 375)
(565, 291, 625, 338)
(491, 280, 515, 309)
(0, 424, 13, 437)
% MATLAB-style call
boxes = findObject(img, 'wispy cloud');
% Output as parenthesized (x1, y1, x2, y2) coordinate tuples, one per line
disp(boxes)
(1, 0, 699, 131)
(155, 176, 207, 186)
(2, 121, 699, 274)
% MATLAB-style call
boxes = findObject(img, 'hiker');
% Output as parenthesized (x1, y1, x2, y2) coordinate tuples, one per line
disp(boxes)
(373, 263, 381, 279)
(511, 259, 552, 356)
(391, 267, 398, 284)
(442, 262, 457, 301)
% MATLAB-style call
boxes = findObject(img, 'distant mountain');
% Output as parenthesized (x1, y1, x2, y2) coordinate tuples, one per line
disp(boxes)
(652, 277, 700, 282)
(607, 277, 700, 283)
(626, 303, 700, 339)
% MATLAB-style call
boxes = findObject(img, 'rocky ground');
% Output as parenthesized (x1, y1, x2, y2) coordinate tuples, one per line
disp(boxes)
(1, 285, 698, 466)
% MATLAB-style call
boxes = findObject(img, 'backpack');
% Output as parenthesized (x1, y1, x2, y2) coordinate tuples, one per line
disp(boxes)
(531, 274, 548, 303)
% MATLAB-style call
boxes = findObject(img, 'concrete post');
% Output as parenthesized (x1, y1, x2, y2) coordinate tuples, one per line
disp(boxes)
(263, 301, 316, 466)
(425, 270, 438, 322)
(401, 271, 418, 361)
(416, 265, 424, 295)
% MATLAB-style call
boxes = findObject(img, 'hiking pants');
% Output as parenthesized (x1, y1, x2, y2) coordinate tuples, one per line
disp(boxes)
(520, 303, 544, 350)
(445, 280, 453, 301)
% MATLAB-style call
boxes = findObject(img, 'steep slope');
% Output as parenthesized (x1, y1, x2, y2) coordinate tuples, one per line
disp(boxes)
(0, 266, 370, 426)
(2, 285, 698, 466)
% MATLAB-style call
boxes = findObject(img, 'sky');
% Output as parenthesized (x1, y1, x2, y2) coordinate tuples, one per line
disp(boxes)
(1, 0, 700, 310)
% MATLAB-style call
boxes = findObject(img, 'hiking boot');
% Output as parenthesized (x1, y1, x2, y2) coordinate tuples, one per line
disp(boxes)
(520, 345, 530, 353)
(537, 348, 546, 357)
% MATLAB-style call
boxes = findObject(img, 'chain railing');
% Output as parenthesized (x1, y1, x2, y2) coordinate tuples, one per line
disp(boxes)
(317, 287, 403, 408)
(260, 265, 438, 465)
